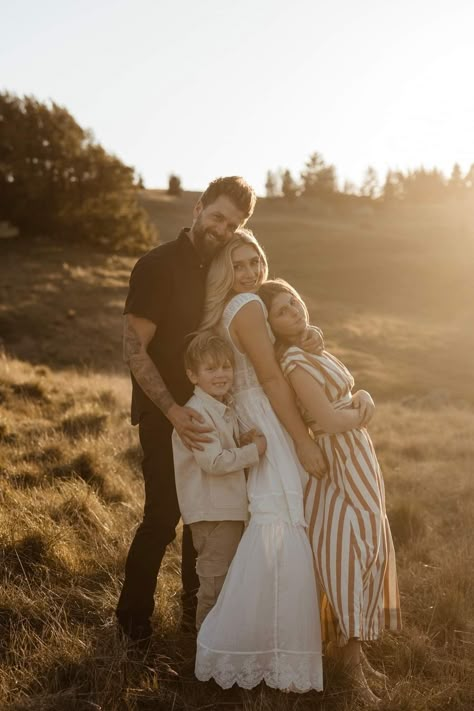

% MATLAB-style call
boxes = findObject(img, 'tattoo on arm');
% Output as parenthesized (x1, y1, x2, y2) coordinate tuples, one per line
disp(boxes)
(123, 319, 175, 415)
(123, 320, 143, 362)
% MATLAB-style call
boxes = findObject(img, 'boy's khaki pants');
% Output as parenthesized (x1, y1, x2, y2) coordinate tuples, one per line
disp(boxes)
(189, 520, 244, 630)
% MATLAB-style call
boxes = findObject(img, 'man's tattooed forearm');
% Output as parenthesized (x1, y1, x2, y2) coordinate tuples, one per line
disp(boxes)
(123, 320, 143, 363)
(123, 321, 174, 415)
(131, 354, 175, 414)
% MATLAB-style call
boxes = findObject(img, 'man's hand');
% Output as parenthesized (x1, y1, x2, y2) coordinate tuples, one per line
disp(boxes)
(295, 437, 327, 479)
(352, 389, 375, 427)
(167, 403, 213, 451)
(300, 326, 324, 355)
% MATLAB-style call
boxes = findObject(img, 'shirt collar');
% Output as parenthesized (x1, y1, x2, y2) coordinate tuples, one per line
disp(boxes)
(178, 228, 206, 270)
(193, 385, 233, 417)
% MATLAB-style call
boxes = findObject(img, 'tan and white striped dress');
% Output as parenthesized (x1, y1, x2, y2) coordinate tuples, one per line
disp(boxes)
(281, 346, 402, 645)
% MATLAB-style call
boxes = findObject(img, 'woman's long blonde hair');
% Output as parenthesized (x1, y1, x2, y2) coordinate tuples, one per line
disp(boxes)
(199, 228, 269, 332)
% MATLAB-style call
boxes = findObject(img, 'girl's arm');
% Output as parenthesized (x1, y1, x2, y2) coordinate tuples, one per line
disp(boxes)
(288, 366, 364, 434)
(231, 302, 326, 478)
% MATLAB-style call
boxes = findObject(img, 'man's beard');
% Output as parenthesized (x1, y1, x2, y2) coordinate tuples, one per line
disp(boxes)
(192, 217, 221, 262)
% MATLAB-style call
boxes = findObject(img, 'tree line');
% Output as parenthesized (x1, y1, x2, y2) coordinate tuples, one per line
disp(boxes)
(0, 92, 155, 250)
(265, 153, 474, 204)
(2, 92, 472, 251)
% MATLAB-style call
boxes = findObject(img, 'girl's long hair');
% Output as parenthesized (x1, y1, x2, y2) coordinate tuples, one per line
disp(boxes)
(199, 228, 268, 332)
(258, 278, 310, 336)
(258, 278, 310, 359)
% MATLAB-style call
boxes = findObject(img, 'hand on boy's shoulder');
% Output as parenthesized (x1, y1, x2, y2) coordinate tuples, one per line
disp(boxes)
(169, 401, 213, 451)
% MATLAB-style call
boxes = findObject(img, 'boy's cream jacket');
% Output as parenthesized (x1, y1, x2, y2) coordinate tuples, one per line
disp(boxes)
(172, 386, 259, 525)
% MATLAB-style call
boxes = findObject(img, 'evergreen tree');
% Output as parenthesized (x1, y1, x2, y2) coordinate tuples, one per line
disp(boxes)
(402, 168, 446, 202)
(301, 152, 337, 198)
(464, 163, 474, 190)
(448, 163, 464, 198)
(383, 171, 407, 202)
(342, 180, 356, 195)
(281, 169, 298, 201)
(265, 170, 279, 198)
(360, 166, 380, 199)
(168, 174, 182, 196)
(0, 92, 155, 250)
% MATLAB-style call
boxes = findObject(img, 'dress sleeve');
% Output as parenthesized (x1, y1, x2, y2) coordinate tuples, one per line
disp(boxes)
(222, 294, 274, 343)
(280, 346, 326, 387)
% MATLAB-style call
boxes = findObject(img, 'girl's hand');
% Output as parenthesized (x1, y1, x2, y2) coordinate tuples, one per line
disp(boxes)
(352, 390, 375, 426)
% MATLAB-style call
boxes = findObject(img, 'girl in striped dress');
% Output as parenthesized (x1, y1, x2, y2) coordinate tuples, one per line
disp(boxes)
(259, 279, 401, 703)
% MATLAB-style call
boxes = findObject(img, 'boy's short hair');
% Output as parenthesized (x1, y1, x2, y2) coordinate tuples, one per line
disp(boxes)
(185, 331, 235, 374)
(199, 176, 256, 220)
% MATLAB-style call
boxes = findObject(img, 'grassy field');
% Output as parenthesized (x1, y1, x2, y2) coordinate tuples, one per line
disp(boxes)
(0, 194, 473, 710)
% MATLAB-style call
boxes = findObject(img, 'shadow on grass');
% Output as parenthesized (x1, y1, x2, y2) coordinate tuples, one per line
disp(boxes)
(0, 238, 132, 373)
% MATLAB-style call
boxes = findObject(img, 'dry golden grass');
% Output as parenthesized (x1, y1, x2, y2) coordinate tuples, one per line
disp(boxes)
(0, 196, 473, 709)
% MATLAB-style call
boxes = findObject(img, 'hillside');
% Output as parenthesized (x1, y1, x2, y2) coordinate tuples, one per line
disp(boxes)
(0, 194, 473, 710)
(2, 192, 473, 403)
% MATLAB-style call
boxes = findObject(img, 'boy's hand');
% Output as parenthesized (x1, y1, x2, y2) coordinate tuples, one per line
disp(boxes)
(251, 432, 267, 456)
(240, 428, 257, 446)
(300, 326, 324, 355)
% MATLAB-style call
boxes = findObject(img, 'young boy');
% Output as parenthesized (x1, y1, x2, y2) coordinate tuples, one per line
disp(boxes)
(172, 331, 266, 630)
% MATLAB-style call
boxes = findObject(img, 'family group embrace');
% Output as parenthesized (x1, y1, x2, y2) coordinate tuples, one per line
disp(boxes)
(116, 176, 402, 705)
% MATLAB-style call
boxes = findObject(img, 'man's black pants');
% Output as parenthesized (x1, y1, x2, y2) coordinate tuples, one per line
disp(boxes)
(116, 411, 199, 627)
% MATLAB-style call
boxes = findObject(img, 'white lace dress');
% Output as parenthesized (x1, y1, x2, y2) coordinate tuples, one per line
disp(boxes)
(194, 293, 323, 692)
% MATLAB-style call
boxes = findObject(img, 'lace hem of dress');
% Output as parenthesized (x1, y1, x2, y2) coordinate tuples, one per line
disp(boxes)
(195, 646, 323, 692)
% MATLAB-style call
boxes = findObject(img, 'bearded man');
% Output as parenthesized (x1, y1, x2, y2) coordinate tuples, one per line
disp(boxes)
(116, 177, 257, 643)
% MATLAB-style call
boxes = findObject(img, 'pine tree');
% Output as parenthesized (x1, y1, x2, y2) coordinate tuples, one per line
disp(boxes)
(448, 163, 464, 198)
(281, 169, 298, 201)
(464, 164, 474, 190)
(168, 174, 182, 196)
(0, 92, 155, 250)
(360, 166, 380, 199)
(265, 170, 278, 198)
(301, 152, 337, 198)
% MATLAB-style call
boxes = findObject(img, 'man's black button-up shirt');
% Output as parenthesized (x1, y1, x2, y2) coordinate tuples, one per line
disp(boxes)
(124, 229, 207, 424)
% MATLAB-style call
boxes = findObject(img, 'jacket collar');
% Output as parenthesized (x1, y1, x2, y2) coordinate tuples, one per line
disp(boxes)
(193, 385, 233, 417)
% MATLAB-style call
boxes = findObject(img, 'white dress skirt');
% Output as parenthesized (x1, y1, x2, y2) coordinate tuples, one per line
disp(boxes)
(194, 293, 323, 692)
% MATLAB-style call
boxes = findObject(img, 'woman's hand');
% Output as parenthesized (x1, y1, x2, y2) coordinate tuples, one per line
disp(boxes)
(352, 390, 375, 426)
(300, 326, 324, 355)
(167, 403, 213, 450)
(295, 438, 327, 479)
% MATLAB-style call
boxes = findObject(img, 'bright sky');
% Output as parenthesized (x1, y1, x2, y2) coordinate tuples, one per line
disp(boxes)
(2, 0, 473, 194)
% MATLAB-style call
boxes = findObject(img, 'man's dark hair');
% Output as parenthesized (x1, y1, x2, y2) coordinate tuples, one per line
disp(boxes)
(199, 176, 256, 220)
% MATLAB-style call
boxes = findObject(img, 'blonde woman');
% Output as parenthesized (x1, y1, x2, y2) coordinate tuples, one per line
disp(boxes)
(194, 230, 325, 692)
(259, 278, 402, 704)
